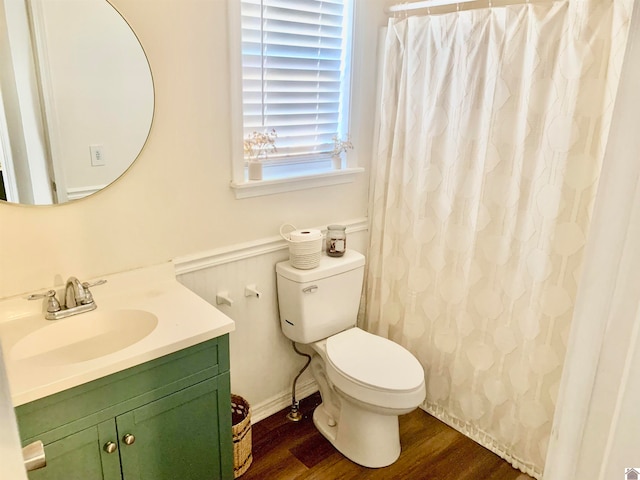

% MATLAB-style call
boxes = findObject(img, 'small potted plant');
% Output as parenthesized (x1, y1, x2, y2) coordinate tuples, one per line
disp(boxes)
(332, 134, 353, 170)
(244, 129, 277, 181)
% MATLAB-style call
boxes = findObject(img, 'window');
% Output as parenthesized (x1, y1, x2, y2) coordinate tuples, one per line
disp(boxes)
(230, 0, 361, 197)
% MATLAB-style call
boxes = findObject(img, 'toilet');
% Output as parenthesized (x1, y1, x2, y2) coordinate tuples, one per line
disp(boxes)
(276, 249, 426, 468)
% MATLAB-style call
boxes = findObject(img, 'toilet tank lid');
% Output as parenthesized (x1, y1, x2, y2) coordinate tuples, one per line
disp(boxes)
(276, 250, 365, 283)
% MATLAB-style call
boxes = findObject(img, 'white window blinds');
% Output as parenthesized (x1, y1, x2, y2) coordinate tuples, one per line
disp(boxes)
(240, 0, 352, 163)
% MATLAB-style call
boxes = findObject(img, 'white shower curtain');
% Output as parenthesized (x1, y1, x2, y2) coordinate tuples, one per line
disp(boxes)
(366, 1, 631, 477)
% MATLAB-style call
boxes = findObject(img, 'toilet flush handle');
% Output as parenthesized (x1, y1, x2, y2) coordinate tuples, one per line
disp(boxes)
(302, 285, 318, 294)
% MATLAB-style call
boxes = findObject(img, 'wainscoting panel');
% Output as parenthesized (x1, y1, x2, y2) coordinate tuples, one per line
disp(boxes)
(174, 219, 367, 422)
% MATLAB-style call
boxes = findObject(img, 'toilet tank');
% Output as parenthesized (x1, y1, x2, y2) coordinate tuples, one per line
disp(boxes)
(276, 250, 365, 344)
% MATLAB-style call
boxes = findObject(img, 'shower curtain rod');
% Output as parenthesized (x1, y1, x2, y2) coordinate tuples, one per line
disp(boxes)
(386, 0, 547, 13)
(386, 0, 476, 13)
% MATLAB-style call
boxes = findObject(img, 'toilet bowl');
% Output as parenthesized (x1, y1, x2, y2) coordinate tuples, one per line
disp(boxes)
(323, 327, 426, 411)
(310, 327, 426, 467)
(276, 250, 426, 468)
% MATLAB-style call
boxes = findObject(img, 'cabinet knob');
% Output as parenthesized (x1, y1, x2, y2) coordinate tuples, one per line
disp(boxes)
(103, 442, 118, 454)
(123, 434, 136, 445)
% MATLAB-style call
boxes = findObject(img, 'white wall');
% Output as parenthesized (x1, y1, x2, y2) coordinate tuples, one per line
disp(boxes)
(0, 346, 27, 480)
(0, 0, 387, 297)
(0, 0, 388, 413)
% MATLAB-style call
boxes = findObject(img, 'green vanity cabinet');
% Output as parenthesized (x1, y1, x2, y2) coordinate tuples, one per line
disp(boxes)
(15, 336, 233, 480)
(117, 377, 226, 480)
(27, 421, 120, 480)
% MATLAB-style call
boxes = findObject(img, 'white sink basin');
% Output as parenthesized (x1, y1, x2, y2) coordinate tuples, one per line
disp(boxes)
(0, 262, 235, 406)
(11, 309, 158, 365)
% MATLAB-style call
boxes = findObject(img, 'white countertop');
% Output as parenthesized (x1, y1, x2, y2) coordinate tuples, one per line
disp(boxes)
(0, 262, 235, 406)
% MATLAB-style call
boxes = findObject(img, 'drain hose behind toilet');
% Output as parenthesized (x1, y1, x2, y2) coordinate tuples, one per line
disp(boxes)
(290, 342, 312, 418)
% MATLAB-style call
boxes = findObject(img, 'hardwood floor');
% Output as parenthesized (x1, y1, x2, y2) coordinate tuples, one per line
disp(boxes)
(239, 392, 534, 480)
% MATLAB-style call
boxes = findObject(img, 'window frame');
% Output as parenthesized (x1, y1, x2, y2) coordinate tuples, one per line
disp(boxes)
(227, 0, 363, 199)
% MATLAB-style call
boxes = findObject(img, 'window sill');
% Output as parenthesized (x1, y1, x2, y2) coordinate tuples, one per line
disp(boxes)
(230, 166, 364, 199)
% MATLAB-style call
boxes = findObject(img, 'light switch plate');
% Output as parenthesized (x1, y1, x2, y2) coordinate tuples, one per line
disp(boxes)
(90, 145, 106, 166)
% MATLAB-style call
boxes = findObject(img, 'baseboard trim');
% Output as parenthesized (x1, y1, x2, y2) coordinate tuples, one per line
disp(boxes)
(173, 217, 368, 275)
(66, 185, 105, 200)
(250, 379, 319, 424)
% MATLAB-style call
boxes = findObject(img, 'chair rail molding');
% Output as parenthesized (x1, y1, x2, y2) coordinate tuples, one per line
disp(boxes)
(173, 217, 368, 275)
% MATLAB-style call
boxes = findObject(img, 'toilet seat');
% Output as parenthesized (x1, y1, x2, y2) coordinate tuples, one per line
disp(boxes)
(323, 328, 426, 409)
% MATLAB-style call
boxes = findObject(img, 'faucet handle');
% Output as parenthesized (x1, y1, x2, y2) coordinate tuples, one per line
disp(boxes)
(27, 290, 62, 313)
(80, 279, 106, 305)
(82, 279, 107, 289)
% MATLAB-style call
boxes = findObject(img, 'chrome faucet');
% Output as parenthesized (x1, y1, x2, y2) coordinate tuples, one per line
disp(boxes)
(65, 277, 90, 308)
(64, 277, 90, 308)
(28, 277, 106, 320)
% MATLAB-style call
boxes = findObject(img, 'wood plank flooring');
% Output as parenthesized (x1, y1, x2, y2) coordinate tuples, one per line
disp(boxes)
(239, 392, 534, 480)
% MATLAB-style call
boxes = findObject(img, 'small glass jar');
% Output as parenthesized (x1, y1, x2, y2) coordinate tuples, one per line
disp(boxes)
(326, 225, 347, 257)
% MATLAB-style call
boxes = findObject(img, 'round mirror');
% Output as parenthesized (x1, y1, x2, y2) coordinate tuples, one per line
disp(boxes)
(0, 0, 154, 205)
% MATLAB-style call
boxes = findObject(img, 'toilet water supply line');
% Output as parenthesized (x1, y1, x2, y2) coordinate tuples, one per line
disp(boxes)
(287, 342, 312, 422)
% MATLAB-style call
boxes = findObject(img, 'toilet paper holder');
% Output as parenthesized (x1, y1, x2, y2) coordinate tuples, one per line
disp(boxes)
(215, 291, 234, 307)
(244, 284, 262, 298)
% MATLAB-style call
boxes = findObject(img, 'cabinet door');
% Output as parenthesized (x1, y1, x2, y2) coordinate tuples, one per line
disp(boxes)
(27, 420, 121, 480)
(117, 375, 232, 480)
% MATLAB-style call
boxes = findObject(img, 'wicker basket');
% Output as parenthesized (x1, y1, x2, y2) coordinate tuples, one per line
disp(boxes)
(231, 394, 252, 478)
(279, 224, 322, 270)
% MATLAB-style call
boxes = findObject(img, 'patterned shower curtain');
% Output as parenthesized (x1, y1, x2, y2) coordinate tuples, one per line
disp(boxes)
(366, 1, 631, 477)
